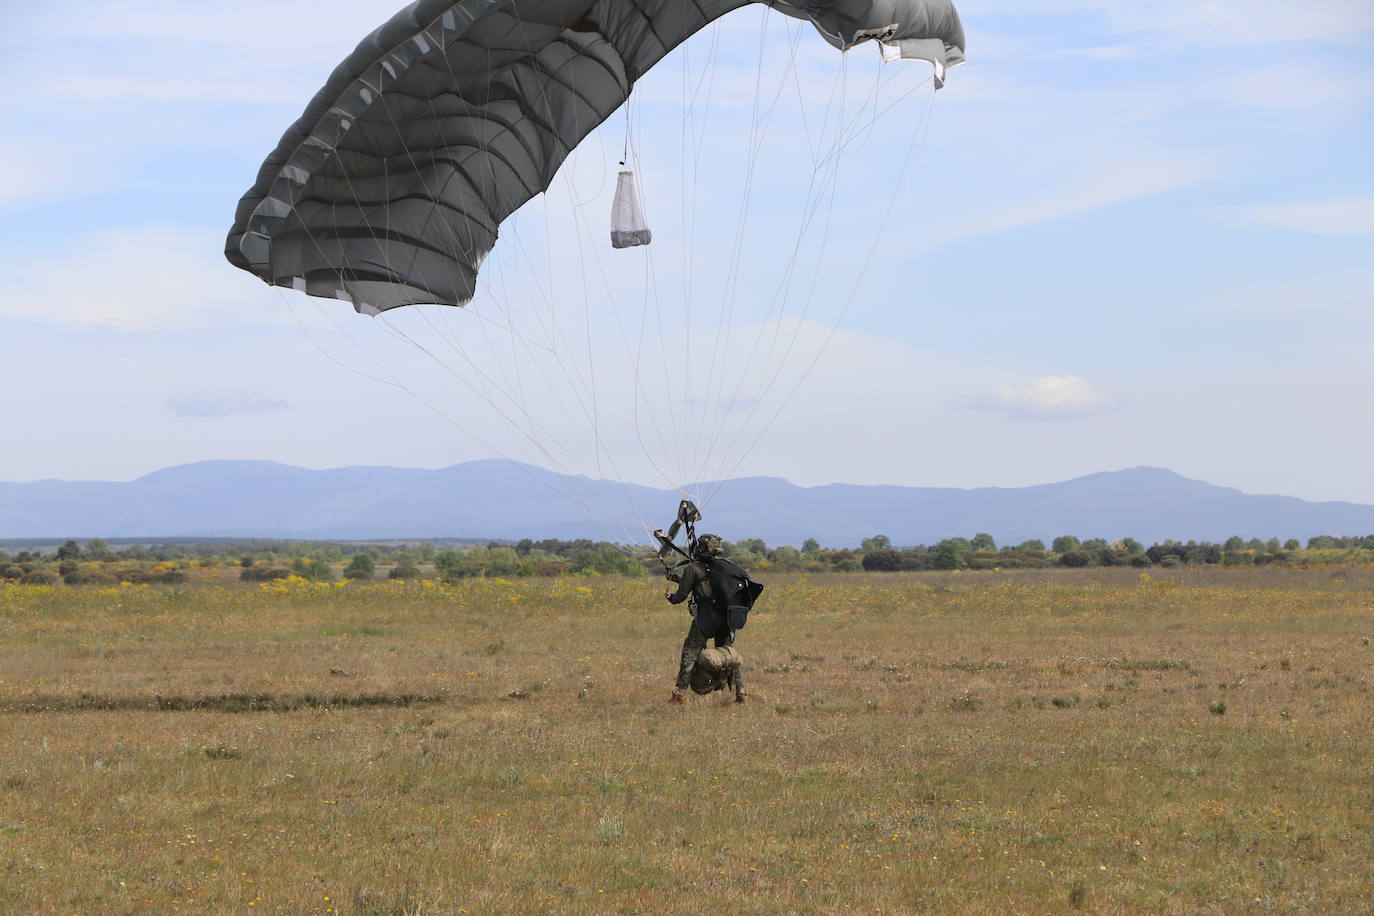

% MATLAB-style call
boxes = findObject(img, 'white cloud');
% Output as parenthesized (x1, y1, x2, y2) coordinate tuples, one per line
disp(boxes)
(969, 0, 1374, 46)
(5, 2, 385, 60)
(1, 227, 290, 330)
(1055, 44, 1142, 61)
(0, 3, 401, 206)
(1214, 61, 1374, 118)
(1202, 270, 1374, 318)
(0, 143, 73, 206)
(961, 376, 1120, 421)
(1112, 0, 1374, 46)
(168, 390, 288, 418)
(1236, 197, 1374, 236)
(934, 156, 1207, 243)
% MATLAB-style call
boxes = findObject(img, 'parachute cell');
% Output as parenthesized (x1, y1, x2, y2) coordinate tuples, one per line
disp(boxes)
(224, 0, 965, 313)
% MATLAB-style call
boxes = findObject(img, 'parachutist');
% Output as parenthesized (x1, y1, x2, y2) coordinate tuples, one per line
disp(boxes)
(666, 533, 761, 704)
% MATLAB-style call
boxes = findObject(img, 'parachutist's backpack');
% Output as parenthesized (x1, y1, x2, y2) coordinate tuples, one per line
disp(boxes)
(706, 558, 764, 633)
(689, 645, 742, 695)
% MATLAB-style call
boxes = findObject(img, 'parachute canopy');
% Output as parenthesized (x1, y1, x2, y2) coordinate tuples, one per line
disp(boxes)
(225, 0, 965, 315)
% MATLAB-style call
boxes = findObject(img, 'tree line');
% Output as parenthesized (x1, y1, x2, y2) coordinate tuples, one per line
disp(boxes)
(3, 531, 1374, 586)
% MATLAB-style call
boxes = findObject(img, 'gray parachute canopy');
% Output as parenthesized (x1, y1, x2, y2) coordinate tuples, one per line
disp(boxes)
(225, 0, 965, 315)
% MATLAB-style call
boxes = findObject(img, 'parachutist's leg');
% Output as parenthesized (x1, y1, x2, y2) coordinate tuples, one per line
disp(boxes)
(718, 630, 744, 698)
(676, 620, 707, 691)
(728, 657, 744, 698)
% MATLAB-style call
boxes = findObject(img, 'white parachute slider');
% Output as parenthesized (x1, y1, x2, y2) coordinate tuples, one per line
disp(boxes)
(610, 170, 652, 249)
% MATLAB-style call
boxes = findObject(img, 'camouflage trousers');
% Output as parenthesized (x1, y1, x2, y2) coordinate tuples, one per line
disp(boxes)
(675, 618, 743, 695)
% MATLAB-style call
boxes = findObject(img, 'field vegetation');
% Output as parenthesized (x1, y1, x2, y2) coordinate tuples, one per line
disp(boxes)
(1, 568, 1371, 913)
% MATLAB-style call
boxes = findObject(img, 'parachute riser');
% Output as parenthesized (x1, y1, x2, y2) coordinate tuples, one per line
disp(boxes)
(651, 499, 701, 581)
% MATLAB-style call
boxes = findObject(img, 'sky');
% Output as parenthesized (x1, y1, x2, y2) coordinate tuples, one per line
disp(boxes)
(1, 0, 1372, 513)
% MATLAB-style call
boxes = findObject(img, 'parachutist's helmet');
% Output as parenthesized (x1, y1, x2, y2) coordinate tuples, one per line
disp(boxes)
(694, 534, 724, 559)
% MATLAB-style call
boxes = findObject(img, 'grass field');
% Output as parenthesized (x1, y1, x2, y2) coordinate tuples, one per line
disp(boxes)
(2, 568, 1371, 913)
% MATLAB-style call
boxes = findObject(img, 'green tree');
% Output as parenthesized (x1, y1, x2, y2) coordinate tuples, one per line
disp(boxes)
(1283, 538, 1300, 551)
(484, 546, 522, 577)
(769, 546, 802, 571)
(860, 535, 892, 552)
(343, 553, 376, 580)
(1015, 539, 1046, 552)
(84, 538, 110, 560)
(434, 548, 466, 578)
(970, 533, 996, 551)
(1051, 535, 1080, 554)
(801, 537, 820, 555)
(56, 540, 81, 561)
(932, 538, 971, 570)
(1120, 538, 1144, 555)
(1223, 536, 1245, 552)
(389, 560, 421, 580)
(293, 557, 336, 581)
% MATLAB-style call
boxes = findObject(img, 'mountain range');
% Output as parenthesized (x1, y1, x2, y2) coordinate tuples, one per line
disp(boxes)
(3, 460, 1373, 546)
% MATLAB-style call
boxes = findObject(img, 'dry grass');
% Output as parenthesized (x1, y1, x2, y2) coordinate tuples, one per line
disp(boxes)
(1, 569, 1372, 913)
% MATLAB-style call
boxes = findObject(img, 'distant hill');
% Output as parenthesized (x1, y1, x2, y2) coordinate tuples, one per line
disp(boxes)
(2, 460, 1373, 546)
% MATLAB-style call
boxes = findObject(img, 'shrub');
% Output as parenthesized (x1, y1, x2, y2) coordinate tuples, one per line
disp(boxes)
(239, 567, 288, 582)
(861, 549, 903, 572)
(985, 549, 1050, 569)
(343, 554, 376, 580)
(19, 570, 57, 585)
(292, 558, 336, 582)
(63, 569, 118, 586)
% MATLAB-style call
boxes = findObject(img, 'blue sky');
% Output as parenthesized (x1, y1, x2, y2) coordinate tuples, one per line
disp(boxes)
(1, 1, 1371, 514)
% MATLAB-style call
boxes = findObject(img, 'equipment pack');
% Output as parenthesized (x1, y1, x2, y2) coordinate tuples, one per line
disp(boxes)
(706, 557, 764, 632)
(689, 645, 742, 695)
